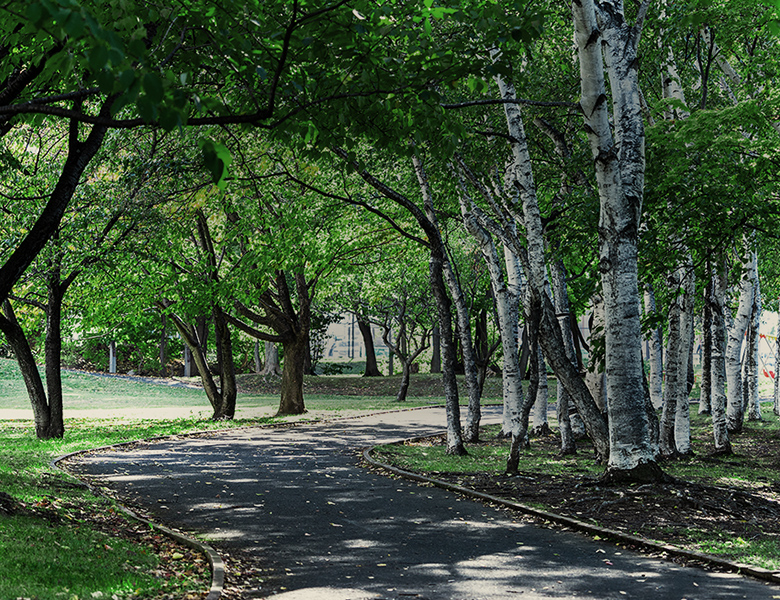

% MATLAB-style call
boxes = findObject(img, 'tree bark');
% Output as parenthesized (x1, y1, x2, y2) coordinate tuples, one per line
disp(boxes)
(458, 186, 524, 447)
(643, 285, 664, 409)
(430, 327, 441, 373)
(574, 0, 662, 481)
(357, 316, 382, 377)
(260, 341, 282, 376)
(278, 329, 308, 415)
(745, 276, 761, 421)
(550, 259, 577, 455)
(0, 301, 53, 439)
(710, 260, 731, 453)
(726, 245, 756, 433)
(699, 275, 713, 414)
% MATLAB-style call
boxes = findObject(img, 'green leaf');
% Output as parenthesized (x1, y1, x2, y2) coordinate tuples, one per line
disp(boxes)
(143, 72, 164, 104)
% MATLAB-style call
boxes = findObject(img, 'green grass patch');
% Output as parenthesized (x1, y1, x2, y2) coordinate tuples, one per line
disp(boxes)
(1, 513, 162, 599)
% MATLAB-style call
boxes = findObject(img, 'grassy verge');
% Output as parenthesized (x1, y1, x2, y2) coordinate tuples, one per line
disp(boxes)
(372, 408, 780, 571)
(0, 417, 285, 600)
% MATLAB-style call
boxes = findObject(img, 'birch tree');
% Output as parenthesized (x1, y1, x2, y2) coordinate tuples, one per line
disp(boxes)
(573, 0, 663, 480)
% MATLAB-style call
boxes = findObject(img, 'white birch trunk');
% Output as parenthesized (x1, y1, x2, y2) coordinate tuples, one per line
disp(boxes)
(775, 302, 780, 417)
(492, 57, 609, 461)
(659, 269, 682, 457)
(710, 260, 731, 453)
(550, 258, 577, 454)
(440, 258, 483, 442)
(585, 296, 607, 413)
(643, 285, 664, 409)
(531, 346, 550, 435)
(726, 246, 757, 433)
(674, 264, 694, 455)
(458, 189, 526, 446)
(746, 275, 762, 421)
(699, 278, 713, 414)
(574, 0, 659, 478)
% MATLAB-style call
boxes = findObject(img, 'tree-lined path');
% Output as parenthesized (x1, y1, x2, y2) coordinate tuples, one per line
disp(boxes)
(64, 407, 778, 600)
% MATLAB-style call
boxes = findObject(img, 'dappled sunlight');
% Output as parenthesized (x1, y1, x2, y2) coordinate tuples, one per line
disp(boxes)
(64, 407, 774, 600)
(265, 587, 381, 599)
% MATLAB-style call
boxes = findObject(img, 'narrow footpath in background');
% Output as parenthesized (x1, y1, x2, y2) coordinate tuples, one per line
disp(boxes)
(64, 407, 780, 600)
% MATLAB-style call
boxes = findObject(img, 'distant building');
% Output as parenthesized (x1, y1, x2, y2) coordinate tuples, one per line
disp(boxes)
(323, 315, 388, 362)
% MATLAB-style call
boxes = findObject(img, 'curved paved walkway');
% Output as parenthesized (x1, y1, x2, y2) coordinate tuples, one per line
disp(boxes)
(65, 407, 779, 600)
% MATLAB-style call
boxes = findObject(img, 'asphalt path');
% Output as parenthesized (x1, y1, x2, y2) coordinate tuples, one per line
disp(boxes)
(65, 407, 779, 600)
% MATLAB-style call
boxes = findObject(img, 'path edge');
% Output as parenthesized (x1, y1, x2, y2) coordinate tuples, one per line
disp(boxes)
(363, 445, 780, 586)
(52, 449, 225, 600)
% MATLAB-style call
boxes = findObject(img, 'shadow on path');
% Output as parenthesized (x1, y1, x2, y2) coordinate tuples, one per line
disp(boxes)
(65, 407, 779, 600)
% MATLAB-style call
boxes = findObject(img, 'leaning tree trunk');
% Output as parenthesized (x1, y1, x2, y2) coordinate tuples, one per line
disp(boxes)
(458, 187, 525, 446)
(0, 301, 54, 439)
(726, 246, 756, 433)
(490, 60, 610, 461)
(710, 260, 731, 453)
(414, 156, 466, 455)
(506, 297, 542, 474)
(574, 0, 662, 481)
(213, 306, 237, 419)
(441, 258, 482, 443)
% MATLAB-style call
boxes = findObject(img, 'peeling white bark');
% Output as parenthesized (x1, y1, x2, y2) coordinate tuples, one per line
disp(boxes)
(643, 285, 664, 409)
(726, 246, 757, 433)
(574, 0, 658, 475)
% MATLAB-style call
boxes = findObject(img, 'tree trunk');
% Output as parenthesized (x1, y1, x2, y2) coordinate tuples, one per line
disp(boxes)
(213, 307, 237, 419)
(660, 271, 682, 457)
(550, 259, 577, 455)
(396, 359, 412, 402)
(574, 0, 662, 481)
(109, 340, 117, 374)
(0, 301, 53, 439)
(160, 313, 168, 376)
(584, 296, 607, 413)
(43, 280, 66, 439)
(260, 341, 282, 376)
(413, 156, 466, 455)
(184, 344, 193, 377)
(531, 346, 551, 436)
(507, 298, 542, 474)
(254, 341, 262, 374)
(745, 276, 761, 421)
(357, 316, 382, 377)
(441, 258, 482, 443)
(643, 285, 664, 409)
(674, 264, 694, 455)
(710, 260, 731, 453)
(459, 190, 524, 446)
(430, 327, 441, 373)
(775, 301, 780, 417)
(699, 276, 713, 414)
(489, 62, 609, 460)
(726, 245, 756, 433)
(278, 330, 308, 415)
